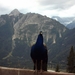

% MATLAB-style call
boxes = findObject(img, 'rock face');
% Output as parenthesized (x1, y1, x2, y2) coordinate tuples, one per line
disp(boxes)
(13, 13, 67, 46)
(9, 9, 20, 16)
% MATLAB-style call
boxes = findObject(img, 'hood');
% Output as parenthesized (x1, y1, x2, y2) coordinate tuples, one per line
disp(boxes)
(36, 31, 43, 47)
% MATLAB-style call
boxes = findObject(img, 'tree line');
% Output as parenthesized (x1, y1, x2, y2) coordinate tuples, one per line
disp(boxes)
(67, 46, 75, 73)
(56, 46, 75, 73)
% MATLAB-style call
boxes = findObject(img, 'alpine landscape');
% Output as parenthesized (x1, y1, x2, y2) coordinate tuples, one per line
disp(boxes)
(0, 9, 75, 71)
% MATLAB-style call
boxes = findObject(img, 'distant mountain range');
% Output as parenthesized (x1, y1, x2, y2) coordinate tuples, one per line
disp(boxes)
(0, 9, 75, 69)
(67, 20, 75, 29)
(52, 16, 75, 29)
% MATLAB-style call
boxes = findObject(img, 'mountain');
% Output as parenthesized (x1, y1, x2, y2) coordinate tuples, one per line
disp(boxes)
(67, 20, 75, 29)
(52, 16, 66, 25)
(13, 13, 67, 45)
(0, 9, 75, 69)
(9, 9, 21, 16)
(52, 16, 75, 27)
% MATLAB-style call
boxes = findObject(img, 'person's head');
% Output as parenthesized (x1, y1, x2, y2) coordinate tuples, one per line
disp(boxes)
(36, 31, 43, 46)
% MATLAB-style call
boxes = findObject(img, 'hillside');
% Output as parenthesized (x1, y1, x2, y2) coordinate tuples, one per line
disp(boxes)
(0, 9, 75, 69)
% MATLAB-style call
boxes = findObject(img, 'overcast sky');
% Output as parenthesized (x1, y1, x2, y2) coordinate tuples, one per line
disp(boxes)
(0, 0, 75, 17)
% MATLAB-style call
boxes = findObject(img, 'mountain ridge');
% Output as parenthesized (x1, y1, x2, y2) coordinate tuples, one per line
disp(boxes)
(52, 16, 75, 29)
(67, 20, 75, 29)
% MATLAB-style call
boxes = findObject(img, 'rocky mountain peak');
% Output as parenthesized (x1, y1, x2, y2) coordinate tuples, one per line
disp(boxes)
(9, 9, 20, 16)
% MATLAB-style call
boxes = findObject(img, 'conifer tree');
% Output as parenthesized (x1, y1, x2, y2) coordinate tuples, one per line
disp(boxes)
(67, 46, 75, 73)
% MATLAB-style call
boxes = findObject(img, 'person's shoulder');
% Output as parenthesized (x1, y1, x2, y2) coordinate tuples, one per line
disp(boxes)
(43, 43, 47, 47)
(43, 43, 47, 49)
(31, 44, 36, 49)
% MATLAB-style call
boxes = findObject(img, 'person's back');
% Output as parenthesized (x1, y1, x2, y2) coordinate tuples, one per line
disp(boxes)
(30, 31, 48, 71)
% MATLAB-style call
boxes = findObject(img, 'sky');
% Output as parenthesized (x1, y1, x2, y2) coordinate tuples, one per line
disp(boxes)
(0, 0, 75, 18)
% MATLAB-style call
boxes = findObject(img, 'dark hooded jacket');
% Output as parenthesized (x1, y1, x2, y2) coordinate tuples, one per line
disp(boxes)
(30, 32, 48, 71)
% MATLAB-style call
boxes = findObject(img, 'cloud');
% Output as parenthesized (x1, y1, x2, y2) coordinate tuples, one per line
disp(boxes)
(36, 0, 75, 17)
(58, 5, 75, 17)
(0, 0, 75, 17)
(38, 0, 75, 7)
(0, 6, 10, 15)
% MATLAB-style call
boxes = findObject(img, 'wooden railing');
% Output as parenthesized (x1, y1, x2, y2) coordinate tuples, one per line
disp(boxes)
(0, 66, 74, 75)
